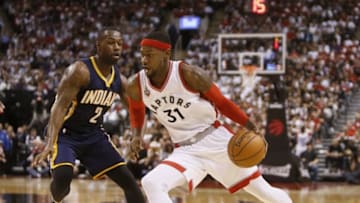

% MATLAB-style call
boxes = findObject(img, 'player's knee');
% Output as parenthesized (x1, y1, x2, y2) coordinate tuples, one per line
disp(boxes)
(141, 174, 154, 191)
(141, 174, 169, 193)
(52, 166, 73, 188)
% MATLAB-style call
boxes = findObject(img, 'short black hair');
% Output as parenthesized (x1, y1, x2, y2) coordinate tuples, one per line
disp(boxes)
(144, 31, 171, 44)
(98, 26, 121, 40)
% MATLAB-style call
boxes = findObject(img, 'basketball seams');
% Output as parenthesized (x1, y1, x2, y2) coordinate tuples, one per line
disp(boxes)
(231, 130, 256, 156)
(232, 142, 265, 162)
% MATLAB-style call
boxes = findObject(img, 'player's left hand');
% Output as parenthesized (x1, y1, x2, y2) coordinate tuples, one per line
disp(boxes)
(244, 120, 259, 134)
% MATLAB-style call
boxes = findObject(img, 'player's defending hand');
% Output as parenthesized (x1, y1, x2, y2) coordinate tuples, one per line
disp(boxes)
(128, 136, 144, 161)
(31, 144, 53, 167)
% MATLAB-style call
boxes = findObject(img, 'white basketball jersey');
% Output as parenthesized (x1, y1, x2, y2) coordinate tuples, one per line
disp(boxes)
(139, 61, 217, 143)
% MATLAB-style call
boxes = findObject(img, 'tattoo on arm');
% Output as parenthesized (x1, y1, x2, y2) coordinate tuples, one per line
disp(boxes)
(181, 64, 213, 93)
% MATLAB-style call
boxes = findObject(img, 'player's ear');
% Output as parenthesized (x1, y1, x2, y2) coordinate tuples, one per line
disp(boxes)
(164, 49, 171, 58)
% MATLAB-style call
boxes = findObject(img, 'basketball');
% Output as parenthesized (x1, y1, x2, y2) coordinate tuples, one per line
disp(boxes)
(227, 128, 267, 167)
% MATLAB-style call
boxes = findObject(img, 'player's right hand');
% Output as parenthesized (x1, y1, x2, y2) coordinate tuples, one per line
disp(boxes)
(128, 136, 144, 161)
(31, 145, 53, 167)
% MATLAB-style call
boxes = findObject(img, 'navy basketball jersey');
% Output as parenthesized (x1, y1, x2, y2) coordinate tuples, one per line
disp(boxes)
(62, 56, 122, 134)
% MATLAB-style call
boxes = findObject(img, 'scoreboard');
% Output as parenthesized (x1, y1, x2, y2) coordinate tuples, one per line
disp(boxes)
(245, 0, 268, 15)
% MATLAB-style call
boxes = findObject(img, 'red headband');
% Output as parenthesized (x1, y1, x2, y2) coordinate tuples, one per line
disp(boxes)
(140, 39, 171, 51)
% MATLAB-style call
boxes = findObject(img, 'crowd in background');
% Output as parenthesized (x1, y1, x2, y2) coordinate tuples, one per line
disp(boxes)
(0, 0, 360, 183)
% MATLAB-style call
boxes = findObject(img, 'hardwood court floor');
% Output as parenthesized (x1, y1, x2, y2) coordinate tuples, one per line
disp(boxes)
(0, 176, 360, 203)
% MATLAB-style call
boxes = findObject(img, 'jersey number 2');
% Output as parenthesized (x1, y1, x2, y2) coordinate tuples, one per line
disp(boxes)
(163, 108, 185, 123)
(89, 107, 103, 124)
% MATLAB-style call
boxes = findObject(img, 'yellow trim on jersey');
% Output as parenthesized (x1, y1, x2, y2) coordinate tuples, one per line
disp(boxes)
(93, 162, 126, 180)
(50, 131, 58, 167)
(90, 56, 115, 88)
(64, 100, 78, 121)
(50, 130, 74, 169)
(51, 162, 74, 169)
(106, 132, 123, 156)
(50, 134, 75, 169)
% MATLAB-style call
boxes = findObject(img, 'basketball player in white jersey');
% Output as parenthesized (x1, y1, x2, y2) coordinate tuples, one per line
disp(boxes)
(127, 31, 292, 203)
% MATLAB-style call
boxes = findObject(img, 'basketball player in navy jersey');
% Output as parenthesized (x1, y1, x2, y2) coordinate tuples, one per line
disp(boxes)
(31, 28, 145, 203)
(127, 31, 292, 203)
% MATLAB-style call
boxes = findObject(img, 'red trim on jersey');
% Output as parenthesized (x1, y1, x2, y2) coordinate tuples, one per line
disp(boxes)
(213, 120, 221, 128)
(188, 180, 193, 192)
(140, 39, 171, 51)
(228, 170, 261, 194)
(161, 160, 194, 192)
(161, 160, 186, 172)
(178, 62, 198, 93)
(202, 84, 249, 126)
(148, 61, 172, 91)
(128, 96, 145, 128)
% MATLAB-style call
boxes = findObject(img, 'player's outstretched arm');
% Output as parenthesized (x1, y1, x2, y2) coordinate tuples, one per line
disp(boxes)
(180, 63, 257, 131)
(32, 61, 89, 167)
(126, 73, 146, 160)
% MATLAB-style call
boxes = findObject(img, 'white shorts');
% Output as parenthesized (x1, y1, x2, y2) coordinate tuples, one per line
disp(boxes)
(161, 126, 260, 193)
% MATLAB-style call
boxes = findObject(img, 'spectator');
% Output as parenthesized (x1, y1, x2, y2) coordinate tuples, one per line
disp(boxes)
(342, 138, 358, 172)
(344, 147, 360, 185)
(26, 138, 49, 178)
(300, 142, 319, 181)
(325, 138, 344, 172)
(15, 125, 30, 168)
(0, 123, 12, 154)
(295, 126, 312, 156)
(28, 87, 50, 134)
(0, 123, 12, 173)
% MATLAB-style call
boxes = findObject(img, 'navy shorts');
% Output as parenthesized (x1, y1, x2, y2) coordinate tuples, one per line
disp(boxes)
(50, 128, 125, 179)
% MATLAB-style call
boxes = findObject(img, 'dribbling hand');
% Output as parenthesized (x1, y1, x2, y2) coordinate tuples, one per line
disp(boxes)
(31, 145, 53, 167)
(244, 120, 268, 152)
(244, 120, 259, 134)
(128, 136, 144, 161)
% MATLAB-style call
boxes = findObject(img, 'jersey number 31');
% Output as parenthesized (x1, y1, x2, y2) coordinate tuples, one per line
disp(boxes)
(163, 108, 185, 123)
